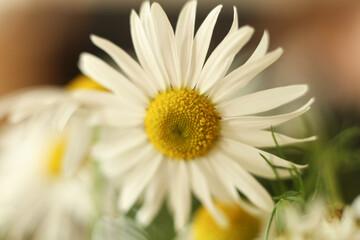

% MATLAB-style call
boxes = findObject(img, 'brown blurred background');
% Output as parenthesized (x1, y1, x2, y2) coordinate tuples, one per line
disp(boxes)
(1, 0, 360, 114)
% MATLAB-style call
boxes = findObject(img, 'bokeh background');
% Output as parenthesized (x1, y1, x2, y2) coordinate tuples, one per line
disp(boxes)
(0, 0, 359, 208)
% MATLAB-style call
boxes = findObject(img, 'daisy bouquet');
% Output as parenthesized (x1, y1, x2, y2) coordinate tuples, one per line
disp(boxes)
(0, 1, 359, 240)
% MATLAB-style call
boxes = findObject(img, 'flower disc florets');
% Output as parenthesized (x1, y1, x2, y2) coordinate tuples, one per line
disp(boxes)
(145, 88, 220, 160)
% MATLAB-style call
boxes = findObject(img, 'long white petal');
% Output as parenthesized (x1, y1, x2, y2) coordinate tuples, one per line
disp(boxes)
(119, 152, 163, 212)
(97, 108, 145, 128)
(222, 128, 316, 148)
(188, 161, 227, 226)
(213, 150, 274, 210)
(136, 160, 168, 226)
(221, 98, 314, 129)
(63, 118, 92, 176)
(151, 3, 181, 88)
(210, 48, 283, 103)
(186, 5, 222, 88)
(71, 90, 144, 111)
(246, 30, 269, 63)
(219, 138, 306, 179)
(168, 160, 191, 230)
(175, 1, 197, 86)
(90, 35, 158, 97)
(218, 85, 309, 116)
(197, 26, 254, 94)
(196, 156, 240, 204)
(130, 10, 168, 91)
(92, 128, 148, 160)
(79, 53, 148, 106)
(101, 142, 153, 179)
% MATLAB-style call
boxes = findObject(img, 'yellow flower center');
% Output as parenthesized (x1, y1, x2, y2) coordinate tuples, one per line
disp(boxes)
(66, 74, 108, 91)
(193, 202, 261, 240)
(145, 88, 220, 160)
(45, 136, 67, 178)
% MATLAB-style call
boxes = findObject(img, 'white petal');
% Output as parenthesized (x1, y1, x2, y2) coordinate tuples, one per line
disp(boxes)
(175, 0, 197, 86)
(196, 156, 240, 204)
(168, 160, 191, 230)
(130, 10, 167, 91)
(50, 101, 80, 130)
(206, 6, 239, 93)
(218, 85, 309, 116)
(186, 5, 222, 88)
(221, 98, 314, 129)
(92, 128, 148, 160)
(78, 53, 148, 106)
(119, 152, 163, 212)
(212, 150, 274, 211)
(222, 128, 316, 148)
(210, 48, 283, 103)
(151, 3, 181, 88)
(101, 142, 154, 179)
(97, 108, 145, 128)
(219, 138, 306, 179)
(246, 30, 269, 63)
(71, 90, 144, 111)
(188, 161, 227, 226)
(197, 26, 254, 94)
(136, 160, 168, 226)
(90, 35, 158, 97)
(63, 119, 92, 176)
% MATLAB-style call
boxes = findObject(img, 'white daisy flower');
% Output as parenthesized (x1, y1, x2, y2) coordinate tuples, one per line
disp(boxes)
(0, 75, 106, 175)
(0, 118, 96, 240)
(75, 1, 315, 229)
(276, 200, 360, 240)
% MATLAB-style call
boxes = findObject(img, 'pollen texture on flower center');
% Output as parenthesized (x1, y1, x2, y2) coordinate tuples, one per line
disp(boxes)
(145, 88, 220, 160)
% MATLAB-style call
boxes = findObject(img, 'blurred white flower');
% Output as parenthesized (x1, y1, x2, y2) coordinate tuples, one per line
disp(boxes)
(0, 75, 105, 175)
(76, 1, 314, 229)
(0, 118, 96, 240)
(276, 199, 360, 240)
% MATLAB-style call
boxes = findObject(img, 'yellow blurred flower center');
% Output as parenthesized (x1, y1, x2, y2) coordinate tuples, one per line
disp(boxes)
(193, 202, 261, 240)
(66, 74, 108, 91)
(46, 136, 67, 177)
(145, 88, 220, 160)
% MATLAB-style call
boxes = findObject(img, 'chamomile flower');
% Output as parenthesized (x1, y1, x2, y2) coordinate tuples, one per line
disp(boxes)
(75, 1, 315, 229)
(276, 200, 360, 240)
(0, 119, 96, 240)
(0, 75, 105, 174)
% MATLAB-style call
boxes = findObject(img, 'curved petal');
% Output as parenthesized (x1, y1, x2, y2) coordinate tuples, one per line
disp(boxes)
(213, 150, 274, 211)
(136, 160, 168, 226)
(221, 98, 314, 129)
(168, 160, 191, 230)
(186, 5, 222, 88)
(222, 128, 316, 148)
(151, 3, 181, 88)
(218, 85, 309, 116)
(71, 90, 144, 111)
(175, 1, 197, 86)
(101, 142, 154, 179)
(210, 48, 283, 103)
(78, 53, 148, 107)
(90, 35, 158, 97)
(119, 152, 163, 212)
(219, 138, 307, 179)
(92, 128, 148, 160)
(188, 161, 227, 227)
(130, 10, 168, 91)
(246, 30, 269, 63)
(96, 108, 145, 128)
(197, 26, 254, 94)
